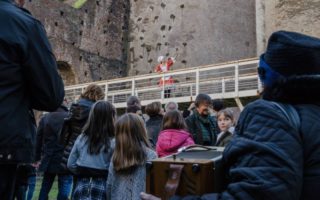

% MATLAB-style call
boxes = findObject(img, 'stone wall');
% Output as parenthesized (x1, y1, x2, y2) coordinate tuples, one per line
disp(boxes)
(263, 0, 320, 46)
(25, 0, 130, 85)
(128, 0, 257, 75)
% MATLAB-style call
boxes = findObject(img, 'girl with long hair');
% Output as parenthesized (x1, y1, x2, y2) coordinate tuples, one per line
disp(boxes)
(106, 113, 157, 200)
(67, 100, 116, 200)
(156, 110, 194, 157)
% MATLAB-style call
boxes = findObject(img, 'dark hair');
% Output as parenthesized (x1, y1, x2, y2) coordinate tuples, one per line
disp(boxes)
(126, 96, 142, 113)
(161, 110, 187, 131)
(112, 113, 150, 172)
(127, 96, 141, 107)
(145, 102, 162, 117)
(212, 99, 224, 112)
(195, 94, 212, 107)
(80, 84, 105, 102)
(82, 100, 116, 154)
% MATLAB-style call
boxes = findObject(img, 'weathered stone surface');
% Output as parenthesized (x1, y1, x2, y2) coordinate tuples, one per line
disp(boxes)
(24, 0, 320, 85)
(128, 0, 257, 75)
(25, 0, 130, 85)
(264, 0, 320, 42)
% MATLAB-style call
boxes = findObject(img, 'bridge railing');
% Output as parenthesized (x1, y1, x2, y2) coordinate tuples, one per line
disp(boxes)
(65, 58, 261, 108)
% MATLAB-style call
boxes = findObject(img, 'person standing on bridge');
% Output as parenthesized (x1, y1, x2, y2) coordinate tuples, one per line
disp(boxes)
(155, 56, 175, 98)
(0, 0, 65, 199)
(185, 94, 219, 146)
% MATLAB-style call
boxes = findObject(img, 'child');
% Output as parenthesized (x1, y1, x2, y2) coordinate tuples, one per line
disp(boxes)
(67, 100, 116, 200)
(106, 113, 157, 200)
(216, 109, 235, 147)
(156, 110, 194, 157)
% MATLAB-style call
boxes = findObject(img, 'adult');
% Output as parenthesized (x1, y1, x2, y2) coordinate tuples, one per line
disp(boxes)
(155, 56, 175, 98)
(36, 104, 72, 200)
(145, 102, 164, 146)
(165, 101, 179, 112)
(60, 84, 105, 171)
(185, 94, 219, 145)
(0, 0, 64, 199)
(126, 95, 145, 121)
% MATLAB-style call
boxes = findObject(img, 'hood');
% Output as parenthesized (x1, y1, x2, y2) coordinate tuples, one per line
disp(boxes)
(69, 98, 94, 121)
(157, 129, 192, 152)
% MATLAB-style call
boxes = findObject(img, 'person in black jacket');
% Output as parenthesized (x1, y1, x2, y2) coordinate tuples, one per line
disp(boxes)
(0, 1, 64, 199)
(59, 84, 105, 172)
(35, 105, 72, 200)
(145, 101, 164, 146)
(141, 31, 320, 200)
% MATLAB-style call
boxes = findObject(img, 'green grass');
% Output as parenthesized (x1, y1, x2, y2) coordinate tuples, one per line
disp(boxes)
(31, 177, 59, 200)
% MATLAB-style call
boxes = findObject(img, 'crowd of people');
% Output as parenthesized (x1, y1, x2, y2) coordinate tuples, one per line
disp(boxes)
(1, 0, 320, 200)
(31, 85, 233, 200)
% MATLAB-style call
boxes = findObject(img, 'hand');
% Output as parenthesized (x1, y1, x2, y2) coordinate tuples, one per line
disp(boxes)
(32, 161, 41, 169)
(188, 103, 195, 111)
(140, 192, 161, 200)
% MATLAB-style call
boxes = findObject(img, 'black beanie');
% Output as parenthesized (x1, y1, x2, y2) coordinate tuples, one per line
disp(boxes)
(263, 30, 320, 76)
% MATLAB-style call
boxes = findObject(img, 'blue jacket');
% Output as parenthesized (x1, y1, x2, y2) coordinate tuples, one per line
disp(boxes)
(173, 99, 320, 200)
(0, 0, 64, 163)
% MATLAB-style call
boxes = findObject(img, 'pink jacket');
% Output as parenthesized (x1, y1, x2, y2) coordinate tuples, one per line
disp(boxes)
(156, 129, 195, 157)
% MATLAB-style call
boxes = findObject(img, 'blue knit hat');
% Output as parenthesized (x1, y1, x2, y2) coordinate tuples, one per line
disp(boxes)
(259, 31, 320, 84)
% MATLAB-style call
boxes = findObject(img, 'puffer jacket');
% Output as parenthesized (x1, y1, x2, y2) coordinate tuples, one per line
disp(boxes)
(0, 0, 64, 164)
(173, 99, 320, 200)
(217, 99, 320, 200)
(156, 129, 194, 157)
(59, 98, 94, 170)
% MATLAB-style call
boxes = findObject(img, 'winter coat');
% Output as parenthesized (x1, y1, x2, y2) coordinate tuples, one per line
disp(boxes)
(215, 127, 234, 147)
(185, 111, 219, 145)
(156, 129, 194, 157)
(0, 0, 64, 164)
(35, 106, 69, 174)
(146, 115, 163, 145)
(106, 148, 157, 200)
(59, 98, 94, 170)
(173, 99, 320, 200)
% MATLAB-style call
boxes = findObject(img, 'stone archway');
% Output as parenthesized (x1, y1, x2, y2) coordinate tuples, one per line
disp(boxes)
(57, 61, 77, 86)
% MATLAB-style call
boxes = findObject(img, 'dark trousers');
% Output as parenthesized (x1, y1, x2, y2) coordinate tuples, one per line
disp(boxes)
(164, 89, 171, 98)
(38, 172, 72, 200)
(0, 164, 18, 200)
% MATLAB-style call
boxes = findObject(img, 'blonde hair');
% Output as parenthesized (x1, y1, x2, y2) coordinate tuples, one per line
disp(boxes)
(80, 84, 105, 102)
(112, 113, 150, 172)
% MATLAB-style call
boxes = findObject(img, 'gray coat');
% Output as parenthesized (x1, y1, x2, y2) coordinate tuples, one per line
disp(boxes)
(106, 148, 157, 200)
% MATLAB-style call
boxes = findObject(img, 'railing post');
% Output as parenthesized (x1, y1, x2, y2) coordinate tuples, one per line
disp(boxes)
(235, 64, 239, 96)
(196, 68, 199, 96)
(132, 78, 135, 96)
(222, 78, 225, 94)
(161, 73, 165, 101)
(104, 83, 108, 101)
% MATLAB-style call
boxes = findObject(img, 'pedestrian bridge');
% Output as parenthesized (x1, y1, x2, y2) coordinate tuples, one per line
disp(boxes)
(65, 58, 261, 109)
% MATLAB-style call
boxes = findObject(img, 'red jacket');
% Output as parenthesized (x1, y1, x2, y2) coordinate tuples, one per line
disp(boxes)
(156, 129, 194, 157)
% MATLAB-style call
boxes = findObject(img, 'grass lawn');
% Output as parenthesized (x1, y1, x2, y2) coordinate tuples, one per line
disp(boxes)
(31, 176, 60, 200)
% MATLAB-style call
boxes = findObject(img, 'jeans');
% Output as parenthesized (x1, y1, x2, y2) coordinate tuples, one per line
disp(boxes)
(0, 164, 18, 200)
(38, 172, 72, 200)
(27, 175, 36, 200)
(14, 185, 27, 200)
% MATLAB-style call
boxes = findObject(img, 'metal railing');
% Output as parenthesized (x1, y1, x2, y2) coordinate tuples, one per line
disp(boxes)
(65, 58, 261, 108)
